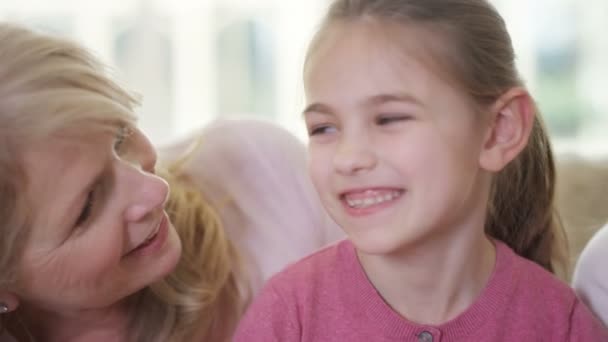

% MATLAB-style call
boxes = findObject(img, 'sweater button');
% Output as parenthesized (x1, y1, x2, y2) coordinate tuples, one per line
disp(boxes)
(418, 331, 434, 342)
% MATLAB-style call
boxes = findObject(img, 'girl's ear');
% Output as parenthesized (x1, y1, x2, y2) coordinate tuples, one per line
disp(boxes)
(0, 290, 19, 314)
(479, 87, 535, 172)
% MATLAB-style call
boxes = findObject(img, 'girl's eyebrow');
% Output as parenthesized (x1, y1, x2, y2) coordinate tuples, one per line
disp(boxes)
(302, 103, 335, 117)
(303, 92, 423, 118)
(365, 92, 423, 107)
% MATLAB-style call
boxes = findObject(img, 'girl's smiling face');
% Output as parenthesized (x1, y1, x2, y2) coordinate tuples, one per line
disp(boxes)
(304, 22, 493, 256)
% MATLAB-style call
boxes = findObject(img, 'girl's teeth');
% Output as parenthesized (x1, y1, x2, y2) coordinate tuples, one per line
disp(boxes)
(345, 190, 401, 209)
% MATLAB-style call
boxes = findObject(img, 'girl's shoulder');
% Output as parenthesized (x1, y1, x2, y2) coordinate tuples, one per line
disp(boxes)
(493, 242, 607, 339)
(490, 241, 578, 316)
(271, 239, 351, 280)
(262, 239, 353, 296)
(503, 242, 577, 305)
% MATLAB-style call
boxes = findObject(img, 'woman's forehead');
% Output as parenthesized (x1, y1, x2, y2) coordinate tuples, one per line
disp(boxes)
(22, 131, 109, 186)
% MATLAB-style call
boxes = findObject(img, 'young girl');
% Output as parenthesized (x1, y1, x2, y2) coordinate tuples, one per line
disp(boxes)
(234, 0, 608, 340)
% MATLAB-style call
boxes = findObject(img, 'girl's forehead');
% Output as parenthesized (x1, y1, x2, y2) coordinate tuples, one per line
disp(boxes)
(309, 20, 448, 72)
(326, 20, 444, 52)
(306, 19, 463, 98)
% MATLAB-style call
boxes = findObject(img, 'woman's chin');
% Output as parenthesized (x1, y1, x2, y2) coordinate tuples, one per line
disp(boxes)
(131, 224, 183, 286)
(154, 225, 183, 279)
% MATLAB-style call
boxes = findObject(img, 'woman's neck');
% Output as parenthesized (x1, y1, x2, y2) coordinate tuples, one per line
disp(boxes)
(357, 228, 496, 325)
(18, 299, 131, 342)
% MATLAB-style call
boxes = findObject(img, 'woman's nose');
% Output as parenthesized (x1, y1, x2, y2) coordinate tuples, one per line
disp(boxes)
(122, 128, 158, 174)
(134, 130, 158, 174)
(123, 173, 169, 222)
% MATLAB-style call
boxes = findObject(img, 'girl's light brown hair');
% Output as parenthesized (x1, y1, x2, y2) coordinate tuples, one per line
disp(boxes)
(0, 24, 242, 341)
(306, 0, 567, 276)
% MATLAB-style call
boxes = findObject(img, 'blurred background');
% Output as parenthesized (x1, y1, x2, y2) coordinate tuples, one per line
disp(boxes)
(1, 0, 607, 158)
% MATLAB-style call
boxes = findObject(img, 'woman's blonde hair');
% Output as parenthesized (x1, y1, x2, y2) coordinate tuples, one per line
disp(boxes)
(306, 0, 568, 276)
(0, 23, 242, 341)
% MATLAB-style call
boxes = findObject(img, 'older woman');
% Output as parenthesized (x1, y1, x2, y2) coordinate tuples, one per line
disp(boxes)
(0, 24, 341, 341)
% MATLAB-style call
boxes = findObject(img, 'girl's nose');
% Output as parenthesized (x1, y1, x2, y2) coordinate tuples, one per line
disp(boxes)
(333, 135, 377, 175)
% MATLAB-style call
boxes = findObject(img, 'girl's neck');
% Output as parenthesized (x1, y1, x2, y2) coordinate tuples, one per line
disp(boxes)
(357, 228, 496, 325)
(18, 299, 132, 342)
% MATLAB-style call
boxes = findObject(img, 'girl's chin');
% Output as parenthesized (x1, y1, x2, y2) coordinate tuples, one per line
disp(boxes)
(348, 231, 415, 257)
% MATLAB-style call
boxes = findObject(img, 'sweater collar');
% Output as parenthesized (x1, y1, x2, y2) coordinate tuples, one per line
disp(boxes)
(339, 239, 518, 339)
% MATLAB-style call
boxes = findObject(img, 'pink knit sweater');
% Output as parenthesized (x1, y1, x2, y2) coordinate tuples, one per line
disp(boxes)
(234, 240, 608, 341)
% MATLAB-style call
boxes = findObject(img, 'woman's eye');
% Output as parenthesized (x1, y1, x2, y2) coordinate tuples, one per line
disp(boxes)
(114, 125, 132, 153)
(309, 125, 336, 136)
(75, 189, 95, 227)
(376, 115, 411, 125)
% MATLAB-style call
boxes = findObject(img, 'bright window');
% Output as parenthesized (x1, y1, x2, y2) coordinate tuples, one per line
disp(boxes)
(2, 0, 607, 158)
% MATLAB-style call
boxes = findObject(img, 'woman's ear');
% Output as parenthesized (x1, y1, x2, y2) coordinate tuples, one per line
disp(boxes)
(479, 87, 535, 172)
(0, 291, 19, 314)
